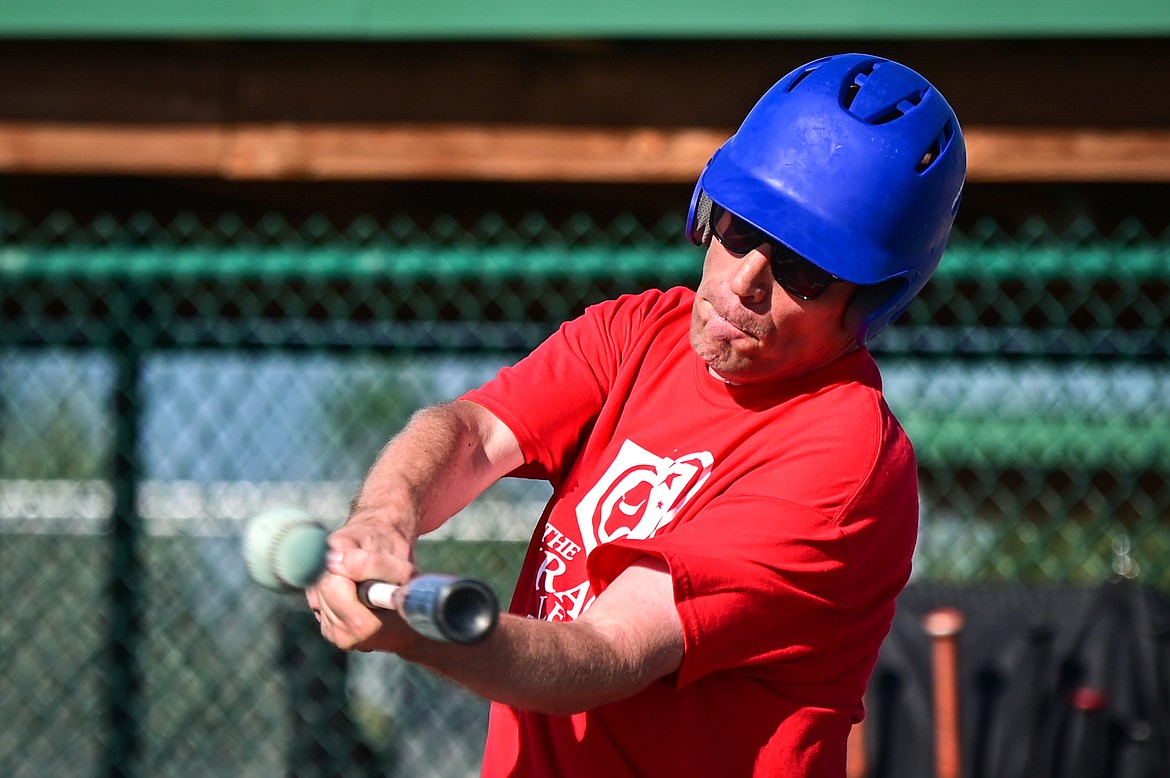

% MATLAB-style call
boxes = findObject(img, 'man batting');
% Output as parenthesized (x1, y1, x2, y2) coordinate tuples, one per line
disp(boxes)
(308, 52, 966, 777)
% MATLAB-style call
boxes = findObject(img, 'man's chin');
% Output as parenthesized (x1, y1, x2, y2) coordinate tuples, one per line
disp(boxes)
(696, 350, 756, 385)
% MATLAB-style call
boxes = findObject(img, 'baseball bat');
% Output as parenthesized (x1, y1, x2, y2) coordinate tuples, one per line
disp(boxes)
(356, 575, 499, 645)
(1066, 686, 1109, 778)
(243, 507, 499, 645)
(846, 714, 868, 778)
(923, 607, 965, 778)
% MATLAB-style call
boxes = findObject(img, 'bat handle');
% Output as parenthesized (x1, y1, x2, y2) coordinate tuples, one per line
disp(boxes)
(357, 573, 499, 645)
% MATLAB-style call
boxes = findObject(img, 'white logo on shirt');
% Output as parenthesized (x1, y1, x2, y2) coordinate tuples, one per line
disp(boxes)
(533, 439, 713, 622)
(575, 439, 714, 555)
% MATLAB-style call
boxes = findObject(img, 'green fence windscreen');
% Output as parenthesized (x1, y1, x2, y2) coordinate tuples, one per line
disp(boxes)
(2, 209, 1167, 776)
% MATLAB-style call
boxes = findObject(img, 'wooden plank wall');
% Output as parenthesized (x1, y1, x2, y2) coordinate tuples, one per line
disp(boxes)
(1, 39, 1167, 184)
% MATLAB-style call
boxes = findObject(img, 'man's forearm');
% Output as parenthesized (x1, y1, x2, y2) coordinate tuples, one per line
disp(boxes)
(349, 399, 523, 537)
(401, 615, 652, 715)
(396, 559, 684, 715)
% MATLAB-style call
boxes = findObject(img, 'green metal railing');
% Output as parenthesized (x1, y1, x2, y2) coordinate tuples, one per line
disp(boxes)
(1, 208, 1167, 777)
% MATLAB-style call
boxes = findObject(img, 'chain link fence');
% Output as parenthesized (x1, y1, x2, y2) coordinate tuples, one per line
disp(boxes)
(1, 208, 1167, 776)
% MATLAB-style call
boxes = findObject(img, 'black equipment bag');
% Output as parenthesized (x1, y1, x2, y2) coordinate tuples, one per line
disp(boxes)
(860, 581, 1170, 778)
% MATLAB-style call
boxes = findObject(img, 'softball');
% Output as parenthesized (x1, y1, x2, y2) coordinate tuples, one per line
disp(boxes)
(243, 506, 329, 591)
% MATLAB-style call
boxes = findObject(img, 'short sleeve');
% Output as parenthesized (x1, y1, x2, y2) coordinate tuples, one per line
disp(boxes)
(588, 494, 851, 689)
(461, 293, 654, 483)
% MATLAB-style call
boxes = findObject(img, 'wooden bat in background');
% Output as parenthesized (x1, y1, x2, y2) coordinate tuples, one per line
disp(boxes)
(923, 607, 965, 778)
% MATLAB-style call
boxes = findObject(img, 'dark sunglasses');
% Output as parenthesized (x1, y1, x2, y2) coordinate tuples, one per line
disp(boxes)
(709, 203, 839, 300)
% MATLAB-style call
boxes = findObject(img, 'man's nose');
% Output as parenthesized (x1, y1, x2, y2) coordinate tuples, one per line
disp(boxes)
(727, 250, 772, 302)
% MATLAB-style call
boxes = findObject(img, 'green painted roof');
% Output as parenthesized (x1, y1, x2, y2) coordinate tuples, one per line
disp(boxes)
(1, 0, 1168, 39)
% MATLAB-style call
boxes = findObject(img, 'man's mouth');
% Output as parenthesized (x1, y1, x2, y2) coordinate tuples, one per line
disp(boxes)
(705, 302, 759, 340)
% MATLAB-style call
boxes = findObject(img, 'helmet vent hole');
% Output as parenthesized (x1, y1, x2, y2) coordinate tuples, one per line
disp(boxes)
(916, 142, 939, 172)
(872, 93, 925, 125)
(843, 81, 862, 110)
(785, 67, 817, 93)
(917, 119, 957, 173)
(842, 63, 878, 110)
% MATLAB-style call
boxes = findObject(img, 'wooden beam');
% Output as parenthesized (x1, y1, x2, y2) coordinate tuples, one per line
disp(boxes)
(966, 127, 1170, 183)
(222, 124, 725, 182)
(1, 122, 1168, 183)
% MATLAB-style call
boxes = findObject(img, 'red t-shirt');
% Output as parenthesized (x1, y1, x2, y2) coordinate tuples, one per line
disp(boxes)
(462, 287, 918, 778)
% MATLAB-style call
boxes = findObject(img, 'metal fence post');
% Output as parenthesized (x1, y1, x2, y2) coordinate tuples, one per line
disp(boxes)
(102, 321, 144, 778)
(280, 609, 383, 778)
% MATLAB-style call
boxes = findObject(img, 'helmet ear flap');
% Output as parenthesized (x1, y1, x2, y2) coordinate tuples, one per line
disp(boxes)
(691, 191, 714, 246)
(844, 278, 906, 346)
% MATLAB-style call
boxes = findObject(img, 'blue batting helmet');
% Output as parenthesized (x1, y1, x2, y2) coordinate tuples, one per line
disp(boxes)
(687, 53, 967, 344)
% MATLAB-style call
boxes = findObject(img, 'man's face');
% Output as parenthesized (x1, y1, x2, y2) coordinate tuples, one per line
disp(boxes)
(689, 236, 858, 385)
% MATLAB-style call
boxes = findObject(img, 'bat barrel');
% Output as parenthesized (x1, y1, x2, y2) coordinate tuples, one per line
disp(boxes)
(397, 574, 500, 645)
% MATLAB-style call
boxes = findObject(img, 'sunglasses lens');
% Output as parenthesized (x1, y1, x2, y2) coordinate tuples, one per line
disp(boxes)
(710, 205, 765, 255)
(709, 202, 837, 300)
(770, 251, 836, 300)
